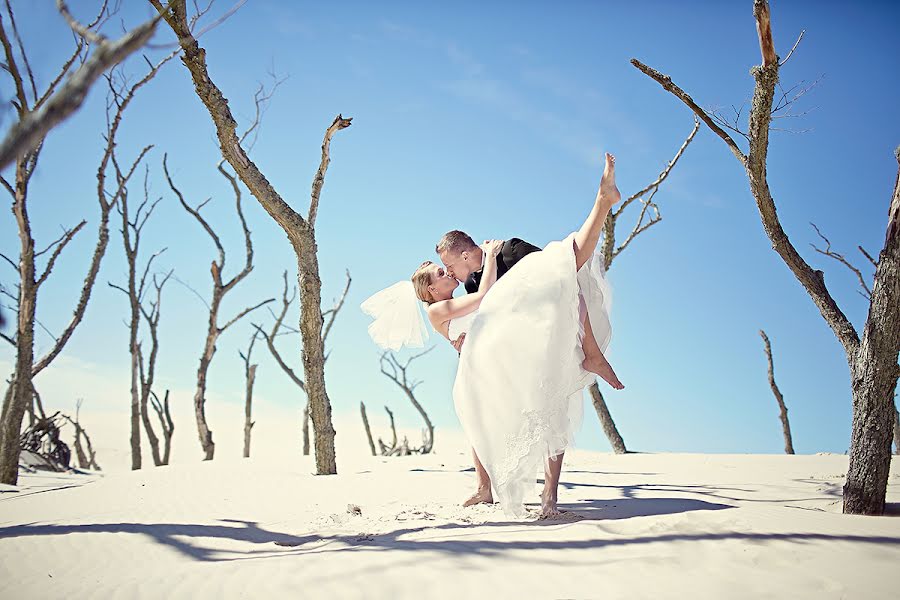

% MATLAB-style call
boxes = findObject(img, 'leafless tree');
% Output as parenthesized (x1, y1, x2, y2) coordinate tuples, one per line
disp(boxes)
(0, 2, 163, 484)
(254, 269, 351, 456)
(239, 330, 260, 458)
(0, 1, 161, 170)
(162, 155, 273, 461)
(807, 225, 900, 457)
(759, 329, 794, 454)
(149, 390, 173, 465)
(60, 399, 100, 470)
(632, 0, 900, 514)
(584, 117, 700, 454)
(150, 0, 351, 474)
(377, 347, 435, 455)
(104, 56, 176, 470)
(360, 401, 377, 456)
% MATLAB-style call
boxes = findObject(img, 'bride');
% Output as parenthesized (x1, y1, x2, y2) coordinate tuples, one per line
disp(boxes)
(365, 153, 622, 518)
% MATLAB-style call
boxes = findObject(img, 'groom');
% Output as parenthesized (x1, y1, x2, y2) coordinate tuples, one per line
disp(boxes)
(436, 230, 571, 516)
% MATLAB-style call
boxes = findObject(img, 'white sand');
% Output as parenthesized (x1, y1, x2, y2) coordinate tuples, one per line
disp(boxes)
(2, 447, 899, 599)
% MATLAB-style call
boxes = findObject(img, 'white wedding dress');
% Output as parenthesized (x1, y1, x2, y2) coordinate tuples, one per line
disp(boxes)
(450, 232, 612, 517)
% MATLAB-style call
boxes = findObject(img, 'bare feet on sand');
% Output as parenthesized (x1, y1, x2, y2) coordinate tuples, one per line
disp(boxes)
(583, 353, 625, 390)
(463, 487, 493, 507)
(540, 490, 564, 518)
(598, 153, 621, 206)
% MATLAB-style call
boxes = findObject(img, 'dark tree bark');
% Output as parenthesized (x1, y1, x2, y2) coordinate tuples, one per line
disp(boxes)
(759, 330, 795, 454)
(588, 383, 627, 454)
(150, 0, 350, 474)
(632, 0, 900, 515)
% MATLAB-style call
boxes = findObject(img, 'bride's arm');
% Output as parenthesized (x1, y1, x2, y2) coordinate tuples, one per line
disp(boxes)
(426, 240, 503, 328)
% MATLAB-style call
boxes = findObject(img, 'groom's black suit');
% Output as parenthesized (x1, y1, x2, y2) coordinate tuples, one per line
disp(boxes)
(464, 238, 541, 294)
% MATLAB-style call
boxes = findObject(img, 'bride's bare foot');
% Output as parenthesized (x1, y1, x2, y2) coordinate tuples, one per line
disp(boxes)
(583, 354, 625, 390)
(598, 153, 621, 206)
(462, 487, 493, 507)
(540, 490, 563, 518)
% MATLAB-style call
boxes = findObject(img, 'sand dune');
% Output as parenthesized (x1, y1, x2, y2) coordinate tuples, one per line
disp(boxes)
(2, 450, 899, 599)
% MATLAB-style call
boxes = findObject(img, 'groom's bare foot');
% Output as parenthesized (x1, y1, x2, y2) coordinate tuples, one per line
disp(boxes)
(462, 487, 493, 507)
(583, 354, 625, 390)
(598, 153, 621, 206)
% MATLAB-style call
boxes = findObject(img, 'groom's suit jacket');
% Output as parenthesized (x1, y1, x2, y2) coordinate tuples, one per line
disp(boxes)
(464, 237, 541, 294)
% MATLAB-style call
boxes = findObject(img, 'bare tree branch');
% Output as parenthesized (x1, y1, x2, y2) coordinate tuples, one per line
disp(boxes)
(780, 29, 805, 66)
(0, 5, 162, 169)
(322, 269, 351, 344)
(35, 221, 86, 288)
(810, 222, 872, 299)
(759, 329, 795, 454)
(631, 58, 747, 165)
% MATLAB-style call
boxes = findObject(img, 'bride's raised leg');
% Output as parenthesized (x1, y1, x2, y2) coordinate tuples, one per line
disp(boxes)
(540, 451, 565, 517)
(463, 448, 494, 507)
(574, 152, 620, 270)
(581, 314, 624, 390)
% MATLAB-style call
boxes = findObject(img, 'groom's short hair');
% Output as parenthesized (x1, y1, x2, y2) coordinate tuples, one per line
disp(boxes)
(436, 230, 477, 255)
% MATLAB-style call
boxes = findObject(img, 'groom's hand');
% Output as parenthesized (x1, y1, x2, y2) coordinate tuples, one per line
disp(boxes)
(451, 333, 466, 353)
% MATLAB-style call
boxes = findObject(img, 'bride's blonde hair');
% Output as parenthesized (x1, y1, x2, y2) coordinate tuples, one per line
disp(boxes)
(411, 261, 436, 304)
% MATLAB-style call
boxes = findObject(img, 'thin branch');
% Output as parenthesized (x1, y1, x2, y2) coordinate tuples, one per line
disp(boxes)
(631, 58, 748, 166)
(779, 30, 805, 67)
(220, 298, 275, 333)
(164, 153, 225, 268)
(308, 114, 353, 229)
(810, 222, 872, 300)
(322, 269, 351, 344)
(35, 221, 86, 288)
(0, 6, 162, 170)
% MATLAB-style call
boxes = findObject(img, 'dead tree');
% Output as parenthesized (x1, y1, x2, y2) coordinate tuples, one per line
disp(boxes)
(584, 117, 700, 454)
(149, 390, 173, 465)
(806, 225, 900, 458)
(163, 156, 273, 461)
(19, 411, 70, 472)
(0, 1, 160, 170)
(759, 330, 795, 454)
(255, 269, 351, 456)
(377, 347, 435, 455)
(360, 401, 377, 456)
(0, 2, 159, 485)
(151, 0, 351, 474)
(105, 57, 176, 470)
(239, 330, 260, 458)
(632, 0, 900, 514)
(60, 400, 100, 470)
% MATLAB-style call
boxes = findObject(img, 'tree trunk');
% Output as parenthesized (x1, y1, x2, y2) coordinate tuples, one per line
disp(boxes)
(588, 382, 627, 454)
(360, 402, 376, 456)
(152, 0, 346, 475)
(760, 330, 795, 454)
(194, 318, 219, 461)
(631, 0, 900, 515)
(0, 162, 37, 485)
(302, 403, 310, 456)
(129, 341, 142, 470)
(243, 364, 256, 458)
(294, 233, 336, 474)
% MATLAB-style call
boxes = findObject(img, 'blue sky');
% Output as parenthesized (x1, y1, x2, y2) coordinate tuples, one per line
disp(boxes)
(1, 0, 898, 459)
